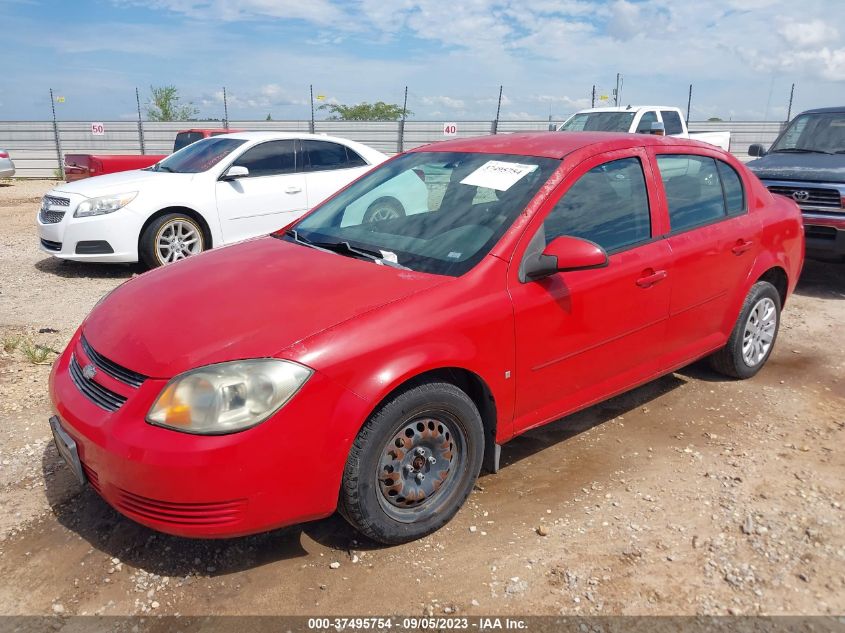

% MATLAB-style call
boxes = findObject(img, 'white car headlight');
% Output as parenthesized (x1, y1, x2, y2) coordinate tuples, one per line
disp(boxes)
(147, 359, 313, 435)
(74, 192, 138, 218)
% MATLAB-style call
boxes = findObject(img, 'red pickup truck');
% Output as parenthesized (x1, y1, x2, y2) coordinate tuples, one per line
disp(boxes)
(63, 128, 241, 182)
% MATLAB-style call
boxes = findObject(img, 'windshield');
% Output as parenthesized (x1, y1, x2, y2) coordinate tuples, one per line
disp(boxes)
(291, 151, 560, 276)
(150, 137, 246, 173)
(770, 112, 845, 154)
(560, 112, 635, 132)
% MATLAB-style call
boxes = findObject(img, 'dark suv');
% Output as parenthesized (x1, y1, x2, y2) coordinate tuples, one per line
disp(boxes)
(747, 106, 845, 261)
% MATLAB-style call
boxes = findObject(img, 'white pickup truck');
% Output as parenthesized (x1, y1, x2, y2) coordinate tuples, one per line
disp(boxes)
(558, 106, 731, 151)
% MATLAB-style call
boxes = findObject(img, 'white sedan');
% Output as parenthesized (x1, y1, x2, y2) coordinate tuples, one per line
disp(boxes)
(37, 132, 427, 267)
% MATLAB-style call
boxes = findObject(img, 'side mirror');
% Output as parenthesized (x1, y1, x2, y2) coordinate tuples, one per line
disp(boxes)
(650, 121, 666, 136)
(748, 143, 767, 157)
(221, 165, 249, 181)
(522, 235, 608, 281)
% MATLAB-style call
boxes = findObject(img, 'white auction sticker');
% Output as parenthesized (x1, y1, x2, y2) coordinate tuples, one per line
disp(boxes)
(460, 160, 538, 191)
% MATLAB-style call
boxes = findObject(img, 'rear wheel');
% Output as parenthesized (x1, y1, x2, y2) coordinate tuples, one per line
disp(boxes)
(339, 381, 484, 544)
(140, 213, 206, 268)
(363, 197, 405, 223)
(710, 281, 781, 379)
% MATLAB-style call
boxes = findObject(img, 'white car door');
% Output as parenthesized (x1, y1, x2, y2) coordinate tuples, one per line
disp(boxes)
(215, 139, 308, 244)
(300, 139, 371, 209)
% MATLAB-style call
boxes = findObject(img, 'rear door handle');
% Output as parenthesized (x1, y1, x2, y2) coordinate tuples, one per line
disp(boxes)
(636, 269, 668, 288)
(732, 239, 754, 255)
(285, 186, 302, 194)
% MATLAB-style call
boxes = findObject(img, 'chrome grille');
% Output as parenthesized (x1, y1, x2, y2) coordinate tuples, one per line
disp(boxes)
(39, 209, 65, 224)
(69, 354, 127, 412)
(43, 195, 70, 207)
(81, 335, 147, 388)
(767, 186, 842, 209)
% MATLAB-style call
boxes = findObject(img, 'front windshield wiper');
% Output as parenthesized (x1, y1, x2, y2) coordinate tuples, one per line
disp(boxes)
(771, 148, 832, 155)
(156, 164, 176, 172)
(281, 230, 409, 269)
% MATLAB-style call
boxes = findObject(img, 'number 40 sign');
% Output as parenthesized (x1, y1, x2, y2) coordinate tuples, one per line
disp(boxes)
(443, 122, 457, 136)
(90, 122, 105, 136)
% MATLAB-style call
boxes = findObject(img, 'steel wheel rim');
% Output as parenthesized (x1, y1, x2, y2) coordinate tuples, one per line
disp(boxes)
(156, 220, 202, 264)
(376, 412, 466, 523)
(742, 297, 777, 367)
(367, 206, 400, 222)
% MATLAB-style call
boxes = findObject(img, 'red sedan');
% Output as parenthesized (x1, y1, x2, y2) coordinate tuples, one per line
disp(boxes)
(48, 132, 804, 544)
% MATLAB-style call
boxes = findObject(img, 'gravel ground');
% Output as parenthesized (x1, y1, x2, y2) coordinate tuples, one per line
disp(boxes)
(0, 179, 843, 617)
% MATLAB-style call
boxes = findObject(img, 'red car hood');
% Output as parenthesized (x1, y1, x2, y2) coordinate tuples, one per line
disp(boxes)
(83, 237, 444, 378)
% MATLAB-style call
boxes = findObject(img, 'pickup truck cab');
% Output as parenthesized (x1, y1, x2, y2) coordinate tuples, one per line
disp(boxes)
(747, 106, 845, 261)
(63, 128, 242, 182)
(559, 106, 731, 151)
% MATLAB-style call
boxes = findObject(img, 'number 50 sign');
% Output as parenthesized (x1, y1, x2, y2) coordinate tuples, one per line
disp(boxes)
(90, 122, 105, 136)
(443, 122, 457, 136)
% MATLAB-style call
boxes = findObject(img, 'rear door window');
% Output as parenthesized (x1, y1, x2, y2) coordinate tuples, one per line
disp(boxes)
(660, 111, 684, 135)
(544, 157, 652, 253)
(302, 140, 360, 171)
(657, 155, 727, 232)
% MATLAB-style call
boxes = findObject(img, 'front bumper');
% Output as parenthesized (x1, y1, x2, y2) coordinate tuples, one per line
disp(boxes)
(802, 213, 845, 259)
(37, 194, 143, 263)
(49, 332, 368, 538)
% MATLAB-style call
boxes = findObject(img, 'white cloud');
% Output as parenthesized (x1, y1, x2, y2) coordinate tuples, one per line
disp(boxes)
(778, 19, 838, 48)
(421, 95, 467, 109)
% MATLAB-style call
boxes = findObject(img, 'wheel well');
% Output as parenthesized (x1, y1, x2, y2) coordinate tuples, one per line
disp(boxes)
(757, 266, 788, 307)
(138, 207, 213, 251)
(380, 367, 499, 474)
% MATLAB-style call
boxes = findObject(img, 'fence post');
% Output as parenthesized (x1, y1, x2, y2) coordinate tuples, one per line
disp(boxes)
(686, 84, 693, 124)
(491, 85, 503, 134)
(309, 85, 316, 134)
(49, 88, 64, 180)
(222, 86, 229, 130)
(397, 85, 408, 153)
(136, 87, 146, 154)
(786, 83, 795, 121)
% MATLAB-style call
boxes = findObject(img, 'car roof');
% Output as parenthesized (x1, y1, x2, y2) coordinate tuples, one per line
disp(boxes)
(213, 131, 386, 160)
(570, 106, 679, 114)
(796, 106, 845, 115)
(409, 131, 716, 160)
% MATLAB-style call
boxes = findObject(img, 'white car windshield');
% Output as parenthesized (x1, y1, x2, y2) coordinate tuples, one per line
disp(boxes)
(290, 151, 560, 277)
(561, 112, 635, 132)
(149, 137, 246, 174)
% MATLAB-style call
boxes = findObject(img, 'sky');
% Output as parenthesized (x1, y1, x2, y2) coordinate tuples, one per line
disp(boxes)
(1, 0, 844, 122)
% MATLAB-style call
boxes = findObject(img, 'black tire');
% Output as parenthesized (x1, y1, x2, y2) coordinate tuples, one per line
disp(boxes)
(362, 197, 405, 224)
(139, 213, 206, 269)
(339, 381, 484, 544)
(710, 281, 781, 379)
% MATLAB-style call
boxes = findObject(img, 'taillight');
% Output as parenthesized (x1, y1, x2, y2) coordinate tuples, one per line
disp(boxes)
(413, 168, 426, 183)
(0, 152, 8, 159)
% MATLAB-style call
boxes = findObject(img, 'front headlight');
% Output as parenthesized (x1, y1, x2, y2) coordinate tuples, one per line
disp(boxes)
(74, 192, 138, 218)
(147, 359, 313, 435)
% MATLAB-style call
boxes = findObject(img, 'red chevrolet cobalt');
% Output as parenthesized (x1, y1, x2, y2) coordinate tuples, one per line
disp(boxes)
(49, 133, 803, 544)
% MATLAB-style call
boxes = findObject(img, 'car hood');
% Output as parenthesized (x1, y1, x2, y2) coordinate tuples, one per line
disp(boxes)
(747, 152, 845, 183)
(82, 237, 445, 378)
(54, 169, 195, 197)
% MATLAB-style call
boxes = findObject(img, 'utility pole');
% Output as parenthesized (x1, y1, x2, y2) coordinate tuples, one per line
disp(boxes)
(614, 73, 621, 106)
(398, 85, 408, 153)
(492, 85, 503, 134)
(49, 88, 64, 180)
(309, 84, 315, 134)
(787, 83, 795, 121)
(591, 84, 596, 108)
(686, 84, 693, 123)
(136, 87, 146, 154)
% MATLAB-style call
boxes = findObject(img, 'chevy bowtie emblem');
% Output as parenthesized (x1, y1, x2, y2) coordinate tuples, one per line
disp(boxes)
(82, 364, 97, 380)
(792, 190, 810, 202)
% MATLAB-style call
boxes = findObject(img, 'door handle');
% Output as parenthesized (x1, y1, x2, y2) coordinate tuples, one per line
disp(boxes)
(732, 239, 754, 255)
(285, 186, 302, 194)
(636, 269, 668, 288)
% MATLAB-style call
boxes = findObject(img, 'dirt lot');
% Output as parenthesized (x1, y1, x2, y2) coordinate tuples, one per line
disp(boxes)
(0, 179, 843, 617)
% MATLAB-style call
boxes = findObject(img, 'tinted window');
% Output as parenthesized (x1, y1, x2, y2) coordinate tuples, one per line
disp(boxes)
(345, 148, 367, 168)
(560, 112, 636, 132)
(660, 111, 684, 135)
(544, 157, 651, 252)
(173, 131, 203, 152)
(770, 112, 845, 154)
(636, 111, 658, 133)
(716, 160, 745, 215)
(233, 140, 296, 177)
(657, 155, 726, 232)
(303, 140, 352, 171)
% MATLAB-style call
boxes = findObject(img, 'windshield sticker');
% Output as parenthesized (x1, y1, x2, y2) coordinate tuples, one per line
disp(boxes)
(460, 160, 538, 191)
(447, 251, 462, 259)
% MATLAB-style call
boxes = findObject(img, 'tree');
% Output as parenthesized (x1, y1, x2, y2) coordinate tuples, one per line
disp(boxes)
(317, 101, 411, 121)
(146, 85, 199, 121)
(265, 113, 273, 121)
(707, 116, 724, 122)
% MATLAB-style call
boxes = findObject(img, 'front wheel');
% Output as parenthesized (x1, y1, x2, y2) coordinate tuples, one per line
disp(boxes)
(339, 381, 484, 544)
(710, 281, 781, 379)
(140, 213, 206, 268)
